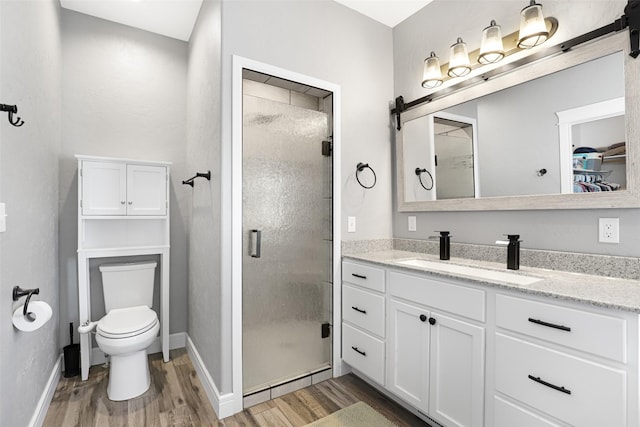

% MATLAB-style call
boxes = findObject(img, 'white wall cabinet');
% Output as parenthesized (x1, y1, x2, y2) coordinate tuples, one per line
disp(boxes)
(76, 155, 171, 381)
(81, 160, 167, 216)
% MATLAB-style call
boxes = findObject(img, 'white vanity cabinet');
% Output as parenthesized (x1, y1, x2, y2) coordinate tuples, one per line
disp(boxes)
(493, 293, 635, 427)
(81, 160, 167, 216)
(341, 261, 386, 385)
(387, 271, 485, 427)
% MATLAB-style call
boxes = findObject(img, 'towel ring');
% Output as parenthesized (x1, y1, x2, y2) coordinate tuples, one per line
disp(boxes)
(415, 168, 434, 191)
(356, 163, 376, 189)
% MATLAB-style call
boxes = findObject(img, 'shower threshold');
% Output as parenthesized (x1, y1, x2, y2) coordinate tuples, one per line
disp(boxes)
(243, 364, 332, 408)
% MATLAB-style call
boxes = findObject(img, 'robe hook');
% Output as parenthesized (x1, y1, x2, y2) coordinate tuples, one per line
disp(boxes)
(0, 104, 25, 127)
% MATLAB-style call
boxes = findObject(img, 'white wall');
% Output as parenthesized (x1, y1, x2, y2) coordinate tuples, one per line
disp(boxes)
(393, 0, 640, 256)
(186, 0, 224, 391)
(58, 10, 189, 349)
(0, 0, 62, 425)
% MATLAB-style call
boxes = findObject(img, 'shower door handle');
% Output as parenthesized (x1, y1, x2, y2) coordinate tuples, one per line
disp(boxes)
(250, 229, 261, 258)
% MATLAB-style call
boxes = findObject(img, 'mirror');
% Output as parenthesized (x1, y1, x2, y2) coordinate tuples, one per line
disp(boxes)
(396, 31, 640, 211)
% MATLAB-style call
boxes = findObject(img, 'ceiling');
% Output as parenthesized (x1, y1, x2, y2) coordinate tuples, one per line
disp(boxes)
(59, 0, 432, 42)
(333, 0, 432, 28)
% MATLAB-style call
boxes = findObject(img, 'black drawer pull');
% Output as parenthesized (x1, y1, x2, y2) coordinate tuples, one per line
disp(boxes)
(528, 317, 571, 332)
(528, 375, 571, 395)
(351, 273, 367, 279)
(352, 306, 367, 314)
(352, 346, 366, 356)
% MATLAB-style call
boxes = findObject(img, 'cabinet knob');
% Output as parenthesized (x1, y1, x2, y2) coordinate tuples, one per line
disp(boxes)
(428, 317, 436, 325)
(128, 201, 133, 205)
(121, 201, 125, 205)
(419, 314, 427, 322)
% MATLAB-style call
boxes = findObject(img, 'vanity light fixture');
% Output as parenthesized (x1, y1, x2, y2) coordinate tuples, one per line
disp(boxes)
(517, 0, 549, 48)
(422, 52, 444, 88)
(448, 37, 472, 77)
(478, 20, 505, 64)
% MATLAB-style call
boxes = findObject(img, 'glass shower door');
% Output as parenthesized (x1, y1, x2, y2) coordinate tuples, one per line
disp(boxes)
(242, 92, 332, 395)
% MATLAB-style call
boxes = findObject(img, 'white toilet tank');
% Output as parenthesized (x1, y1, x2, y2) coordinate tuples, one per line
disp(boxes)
(100, 261, 157, 312)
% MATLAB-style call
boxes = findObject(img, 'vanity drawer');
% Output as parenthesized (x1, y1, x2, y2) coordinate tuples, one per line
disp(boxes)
(342, 323, 385, 385)
(342, 261, 385, 292)
(496, 294, 626, 362)
(494, 396, 561, 427)
(495, 333, 626, 427)
(389, 271, 485, 322)
(342, 284, 385, 337)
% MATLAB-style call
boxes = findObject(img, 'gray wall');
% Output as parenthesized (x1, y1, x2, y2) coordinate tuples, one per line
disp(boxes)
(219, 0, 394, 393)
(393, 0, 640, 256)
(0, 0, 62, 425)
(186, 0, 224, 391)
(58, 10, 189, 351)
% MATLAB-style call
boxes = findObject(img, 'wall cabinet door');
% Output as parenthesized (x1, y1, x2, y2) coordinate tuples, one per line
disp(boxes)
(387, 299, 430, 413)
(126, 164, 167, 216)
(81, 161, 167, 216)
(81, 161, 127, 215)
(429, 312, 485, 427)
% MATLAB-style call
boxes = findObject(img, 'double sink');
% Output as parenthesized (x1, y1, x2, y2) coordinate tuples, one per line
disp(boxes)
(393, 258, 543, 286)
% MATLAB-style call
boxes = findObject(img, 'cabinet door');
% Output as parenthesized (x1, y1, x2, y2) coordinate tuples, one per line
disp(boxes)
(81, 161, 126, 215)
(126, 164, 167, 216)
(387, 299, 430, 413)
(429, 312, 485, 427)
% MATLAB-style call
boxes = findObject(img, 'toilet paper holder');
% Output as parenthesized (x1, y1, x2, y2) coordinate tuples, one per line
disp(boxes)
(13, 286, 40, 318)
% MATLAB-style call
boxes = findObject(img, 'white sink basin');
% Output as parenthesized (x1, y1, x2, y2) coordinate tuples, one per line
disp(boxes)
(395, 258, 543, 286)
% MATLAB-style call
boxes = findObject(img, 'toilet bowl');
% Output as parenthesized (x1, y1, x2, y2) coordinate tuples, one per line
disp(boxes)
(95, 305, 160, 401)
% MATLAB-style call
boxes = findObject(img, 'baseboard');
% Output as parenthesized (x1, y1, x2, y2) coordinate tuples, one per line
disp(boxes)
(89, 332, 186, 366)
(29, 354, 62, 427)
(185, 334, 236, 419)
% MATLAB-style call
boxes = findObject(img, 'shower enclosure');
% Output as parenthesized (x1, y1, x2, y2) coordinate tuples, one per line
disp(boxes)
(242, 74, 333, 396)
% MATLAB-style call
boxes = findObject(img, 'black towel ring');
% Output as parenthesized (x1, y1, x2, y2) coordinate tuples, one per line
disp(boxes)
(356, 163, 377, 189)
(415, 168, 434, 191)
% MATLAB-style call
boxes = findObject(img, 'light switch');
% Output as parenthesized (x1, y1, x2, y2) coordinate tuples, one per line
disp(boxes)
(408, 216, 417, 231)
(348, 216, 356, 233)
(0, 203, 6, 233)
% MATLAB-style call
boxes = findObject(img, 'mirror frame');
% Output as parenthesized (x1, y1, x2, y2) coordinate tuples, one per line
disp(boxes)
(396, 31, 639, 211)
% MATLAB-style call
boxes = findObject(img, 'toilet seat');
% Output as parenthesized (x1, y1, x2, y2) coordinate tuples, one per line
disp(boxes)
(97, 305, 158, 339)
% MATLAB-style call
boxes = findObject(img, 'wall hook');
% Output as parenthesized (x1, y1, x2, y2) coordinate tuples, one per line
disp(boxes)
(182, 170, 211, 187)
(0, 104, 25, 127)
(356, 163, 377, 189)
(13, 286, 40, 318)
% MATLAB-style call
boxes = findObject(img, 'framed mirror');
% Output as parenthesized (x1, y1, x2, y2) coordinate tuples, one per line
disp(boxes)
(396, 31, 640, 211)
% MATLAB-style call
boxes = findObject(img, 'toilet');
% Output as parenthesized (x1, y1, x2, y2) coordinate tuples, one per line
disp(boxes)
(79, 261, 159, 401)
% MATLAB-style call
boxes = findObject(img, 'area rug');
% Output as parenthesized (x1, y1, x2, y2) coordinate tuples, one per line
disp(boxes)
(305, 402, 398, 427)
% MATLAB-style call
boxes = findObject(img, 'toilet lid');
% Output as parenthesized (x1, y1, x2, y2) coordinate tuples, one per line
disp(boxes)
(97, 306, 158, 338)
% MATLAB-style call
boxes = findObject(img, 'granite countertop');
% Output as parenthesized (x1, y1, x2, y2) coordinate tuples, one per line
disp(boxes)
(343, 250, 640, 313)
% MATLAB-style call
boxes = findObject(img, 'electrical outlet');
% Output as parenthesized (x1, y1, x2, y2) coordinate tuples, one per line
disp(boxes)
(408, 216, 417, 232)
(348, 216, 356, 233)
(599, 218, 619, 243)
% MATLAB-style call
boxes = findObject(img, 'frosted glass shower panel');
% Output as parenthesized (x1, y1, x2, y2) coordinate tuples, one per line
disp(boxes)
(242, 94, 332, 394)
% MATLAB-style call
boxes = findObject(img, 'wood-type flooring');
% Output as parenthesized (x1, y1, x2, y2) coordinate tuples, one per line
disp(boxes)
(43, 348, 429, 427)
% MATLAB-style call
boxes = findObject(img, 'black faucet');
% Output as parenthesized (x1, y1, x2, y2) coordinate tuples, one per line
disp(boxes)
(436, 231, 451, 260)
(505, 234, 520, 270)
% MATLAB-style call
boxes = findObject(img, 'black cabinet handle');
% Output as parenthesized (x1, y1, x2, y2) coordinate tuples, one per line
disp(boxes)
(352, 346, 366, 356)
(351, 273, 367, 279)
(528, 317, 571, 332)
(352, 306, 367, 314)
(528, 375, 571, 395)
(428, 317, 436, 325)
(419, 314, 427, 322)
